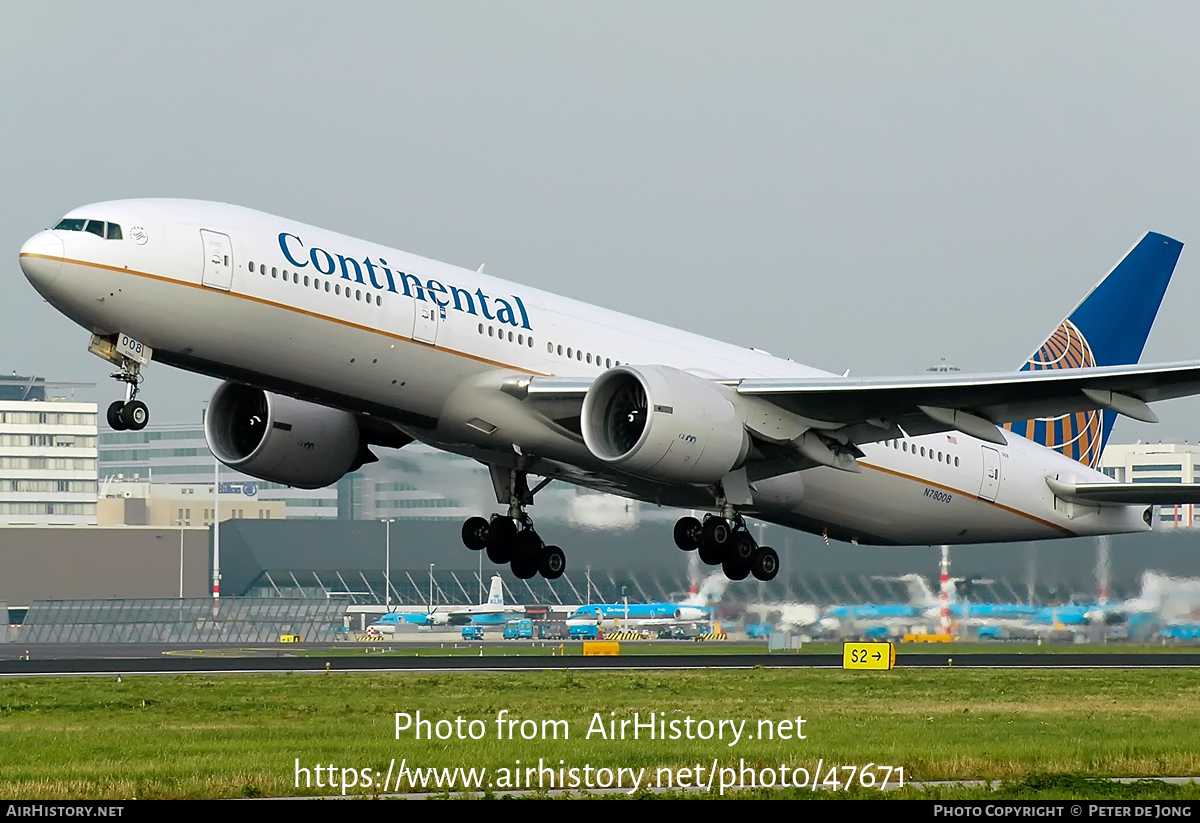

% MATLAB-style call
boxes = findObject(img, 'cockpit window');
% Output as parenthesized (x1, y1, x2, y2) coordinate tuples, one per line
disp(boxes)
(53, 218, 124, 239)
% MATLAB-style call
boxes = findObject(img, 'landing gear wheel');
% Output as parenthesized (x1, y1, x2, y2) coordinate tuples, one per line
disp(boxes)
(751, 546, 779, 582)
(513, 528, 543, 565)
(486, 516, 517, 564)
(728, 531, 756, 565)
(698, 541, 723, 566)
(461, 517, 489, 551)
(700, 516, 731, 565)
(106, 351, 148, 431)
(119, 400, 149, 431)
(107, 401, 127, 431)
(702, 516, 731, 549)
(539, 545, 566, 580)
(722, 556, 750, 581)
(511, 554, 539, 580)
(673, 517, 702, 551)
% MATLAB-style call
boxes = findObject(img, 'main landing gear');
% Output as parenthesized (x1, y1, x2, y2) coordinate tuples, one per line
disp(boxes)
(460, 468, 565, 581)
(106, 357, 149, 431)
(674, 514, 779, 582)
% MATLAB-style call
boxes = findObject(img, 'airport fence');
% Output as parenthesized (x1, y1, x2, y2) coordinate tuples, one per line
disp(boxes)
(16, 598, 349, 644)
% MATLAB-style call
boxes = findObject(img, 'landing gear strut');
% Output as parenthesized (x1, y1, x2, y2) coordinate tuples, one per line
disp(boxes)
(460, 467, 565, 581)
(674, 513, 779, 582)
(106, 358, 149, 431)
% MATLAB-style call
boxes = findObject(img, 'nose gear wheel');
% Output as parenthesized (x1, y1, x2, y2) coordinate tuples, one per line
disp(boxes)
(105, 353, 150, 431)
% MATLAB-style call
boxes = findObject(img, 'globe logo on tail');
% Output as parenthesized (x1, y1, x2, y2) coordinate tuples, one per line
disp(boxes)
(1003, 319, 1104, 469)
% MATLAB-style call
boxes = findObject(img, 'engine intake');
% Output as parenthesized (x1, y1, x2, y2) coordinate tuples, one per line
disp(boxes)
(581, 366, 749, 484)
(204, 382, 361, 489)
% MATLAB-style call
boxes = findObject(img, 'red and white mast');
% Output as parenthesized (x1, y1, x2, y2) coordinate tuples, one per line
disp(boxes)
(938, 545, 952, 636)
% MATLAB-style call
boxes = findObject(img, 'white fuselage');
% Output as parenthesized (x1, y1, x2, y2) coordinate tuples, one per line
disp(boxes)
(19, 199, 1149, 546)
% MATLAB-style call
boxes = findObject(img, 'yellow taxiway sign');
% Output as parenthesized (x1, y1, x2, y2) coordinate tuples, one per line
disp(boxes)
(842, 641, 895, 670)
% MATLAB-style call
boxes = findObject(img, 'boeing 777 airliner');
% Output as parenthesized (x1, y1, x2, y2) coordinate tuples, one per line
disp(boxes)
(19, 200, 1200, 584)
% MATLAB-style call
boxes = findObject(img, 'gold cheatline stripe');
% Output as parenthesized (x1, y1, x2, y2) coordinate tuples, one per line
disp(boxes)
(859, 461, 1075, 536)
(20, 253, 551, 377)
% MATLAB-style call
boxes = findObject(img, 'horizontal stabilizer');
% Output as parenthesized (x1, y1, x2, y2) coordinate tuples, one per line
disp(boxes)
(1046, 477, 1200, 506)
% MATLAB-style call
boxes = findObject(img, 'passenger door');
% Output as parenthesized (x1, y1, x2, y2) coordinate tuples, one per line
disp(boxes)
(979, 446, 1002, 502)
(200, 230, 234, 291)
(413, 302, 442, 345)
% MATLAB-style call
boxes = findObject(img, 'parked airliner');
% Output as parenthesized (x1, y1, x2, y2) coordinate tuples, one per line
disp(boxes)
(368, 575, 518, 628)
(569, 572, 723, 627)
(19, 200, 1200, 585)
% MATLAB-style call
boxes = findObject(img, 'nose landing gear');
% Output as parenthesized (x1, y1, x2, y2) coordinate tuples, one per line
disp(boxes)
(106, 359, 149, 432)
(90, 334, 152, 432)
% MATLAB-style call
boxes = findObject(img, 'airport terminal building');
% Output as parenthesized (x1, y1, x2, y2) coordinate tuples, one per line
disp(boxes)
(0, 375, 98, 526)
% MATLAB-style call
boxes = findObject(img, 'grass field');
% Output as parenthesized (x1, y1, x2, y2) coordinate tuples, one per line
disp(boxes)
(3, 668, 1200, 799)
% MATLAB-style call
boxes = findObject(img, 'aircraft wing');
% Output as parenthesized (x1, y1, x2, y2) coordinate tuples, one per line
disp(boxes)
(529, 360, 1200, 450)
(735, 360, 1200, 443)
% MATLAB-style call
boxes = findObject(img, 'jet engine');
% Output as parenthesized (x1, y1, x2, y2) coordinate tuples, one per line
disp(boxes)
(673, 606, 709, 621)
(581, 365, 749, 484)
(204, 382, 362, 489)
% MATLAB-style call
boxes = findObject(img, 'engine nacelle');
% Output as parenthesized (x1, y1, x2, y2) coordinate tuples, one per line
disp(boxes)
(674, 607, 709, 622)
(204, 382, 361, 489)
(581, 365, 749, 484)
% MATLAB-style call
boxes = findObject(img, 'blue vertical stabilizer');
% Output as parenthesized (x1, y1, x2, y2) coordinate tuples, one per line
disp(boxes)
(1005, 232, 1183, 467)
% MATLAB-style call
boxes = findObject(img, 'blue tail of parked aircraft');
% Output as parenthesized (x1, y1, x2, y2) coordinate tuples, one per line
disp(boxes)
(1004, 232, 1184, 468)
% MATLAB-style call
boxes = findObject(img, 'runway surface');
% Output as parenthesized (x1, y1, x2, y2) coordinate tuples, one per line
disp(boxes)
(3, 644, 1200, 675)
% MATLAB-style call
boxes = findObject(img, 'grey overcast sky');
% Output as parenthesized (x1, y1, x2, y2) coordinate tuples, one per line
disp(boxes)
(3, 3, 1200, 444)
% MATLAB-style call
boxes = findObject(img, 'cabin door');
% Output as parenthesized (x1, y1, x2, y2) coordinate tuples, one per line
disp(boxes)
(413, 302, 442, 345)
(979, 446, 1002, 502)
(200, 230, 234, 291)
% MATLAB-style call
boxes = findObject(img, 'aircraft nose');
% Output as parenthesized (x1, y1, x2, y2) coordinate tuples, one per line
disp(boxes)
(19, 231, 65, 288)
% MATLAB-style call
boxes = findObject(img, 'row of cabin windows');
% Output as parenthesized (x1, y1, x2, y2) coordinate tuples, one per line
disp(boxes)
(478, 323, 534, 348)
(54, 218, 123, 240)
(475, 324, 620, 367)
(248, 257, 623, 365)
(884, 438, 960, 467)
(546, 341, 621, 369)
(249, 261, 383, 306)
